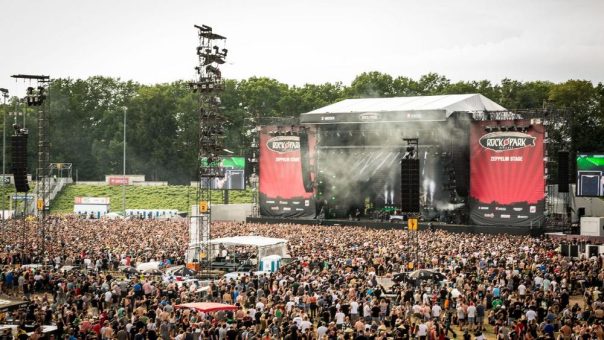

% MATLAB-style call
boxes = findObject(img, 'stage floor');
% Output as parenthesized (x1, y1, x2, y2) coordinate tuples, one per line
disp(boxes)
(245, 217, 541, 235)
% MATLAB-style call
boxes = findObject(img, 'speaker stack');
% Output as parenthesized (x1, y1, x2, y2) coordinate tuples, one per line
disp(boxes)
(11, 133, 30, 192)
(299, 128, 314, 193)
(401, 158, 420, 213)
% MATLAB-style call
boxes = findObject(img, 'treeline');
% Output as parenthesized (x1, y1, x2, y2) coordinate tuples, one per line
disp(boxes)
(3, 72, 603, 183)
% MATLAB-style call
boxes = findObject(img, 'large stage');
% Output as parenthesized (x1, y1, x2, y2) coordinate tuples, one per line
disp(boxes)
(256, 95, 572, 232)
(245, 217, 543, 236)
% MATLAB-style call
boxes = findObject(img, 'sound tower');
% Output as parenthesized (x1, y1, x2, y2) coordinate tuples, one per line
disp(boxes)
(11, 134, 30, 192)
(299, 129, 314, 193)
(401, 158, 420, 213)
(558, 151, 569, 193)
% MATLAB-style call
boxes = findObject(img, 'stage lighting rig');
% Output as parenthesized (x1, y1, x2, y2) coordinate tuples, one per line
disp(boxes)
(189, 24, 229, 270)
(24, 86, 47, 106)
(11, 73, 52, 258)
(194, 24, 212, 32)
(206, 65, 222, 78)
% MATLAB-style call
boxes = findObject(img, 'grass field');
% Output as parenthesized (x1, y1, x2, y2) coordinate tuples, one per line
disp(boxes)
(0, 184, 31, 210)
(50, 184, 254, 213)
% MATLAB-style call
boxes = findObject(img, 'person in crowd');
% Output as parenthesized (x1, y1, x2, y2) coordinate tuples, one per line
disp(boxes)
(0, 216, 603, 339)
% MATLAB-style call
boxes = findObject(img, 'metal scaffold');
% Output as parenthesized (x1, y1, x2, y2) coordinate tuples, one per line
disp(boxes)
(186, 25, 228, 277)
(11, 74, 51, 260)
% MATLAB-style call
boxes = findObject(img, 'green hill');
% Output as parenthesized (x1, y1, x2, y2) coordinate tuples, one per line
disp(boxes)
(0, 184, 32, 210)
(50, 184, 254, 213)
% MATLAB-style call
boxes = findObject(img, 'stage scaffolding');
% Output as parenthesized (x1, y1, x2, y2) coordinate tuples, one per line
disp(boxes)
(187, 25, 228, 276)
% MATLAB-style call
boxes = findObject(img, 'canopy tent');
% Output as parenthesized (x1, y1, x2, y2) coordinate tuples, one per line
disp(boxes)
(209, 236, 287, 247)
(174, 302, 238, 313)
(300, 94, 507, 124)
(209, 235, 289, 258)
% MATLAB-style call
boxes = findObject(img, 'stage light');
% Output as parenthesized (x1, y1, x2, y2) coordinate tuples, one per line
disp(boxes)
(38, 87, 46, 103)
(206, 65, 221, 77)
(211, 96, 221, 105)
(201, 50, 226, 65)
(194, 24, 212, 32)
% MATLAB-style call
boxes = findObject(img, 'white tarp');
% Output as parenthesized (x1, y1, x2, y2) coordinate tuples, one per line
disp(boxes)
(208, 236, 288, 258)
(209, 236, 287, 247)
(136, 261, 162, 272)
(304, 94, 506, 118)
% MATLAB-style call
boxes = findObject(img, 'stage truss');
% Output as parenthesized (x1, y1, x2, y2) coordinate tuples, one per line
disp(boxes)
(187, 25, 228, 274)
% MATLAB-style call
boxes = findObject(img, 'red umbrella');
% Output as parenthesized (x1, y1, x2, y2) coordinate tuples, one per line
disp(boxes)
(174, 302, 238, 313)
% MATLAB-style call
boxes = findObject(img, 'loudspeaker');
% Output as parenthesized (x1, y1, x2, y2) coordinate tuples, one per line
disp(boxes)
(11, 134, 29, 192)
(560, 244, 569, 257)
(558, 151, 569, 193)
(299, 129, 314, 193)
(569, 245, 579, 258)
(401, 158, 420, 213)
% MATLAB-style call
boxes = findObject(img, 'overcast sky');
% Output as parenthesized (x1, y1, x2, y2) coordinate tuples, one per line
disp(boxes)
(1, 0, 603, 94)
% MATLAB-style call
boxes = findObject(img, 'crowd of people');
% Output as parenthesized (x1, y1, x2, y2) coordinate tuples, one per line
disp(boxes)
(0, 216, 603, 340)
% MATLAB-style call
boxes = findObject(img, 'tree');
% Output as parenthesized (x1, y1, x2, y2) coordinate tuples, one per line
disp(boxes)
(347, 71, 394, 98)
(548, 80, 603, 153)
(32, 73, 602, 184)
(415, 73, 451, 95)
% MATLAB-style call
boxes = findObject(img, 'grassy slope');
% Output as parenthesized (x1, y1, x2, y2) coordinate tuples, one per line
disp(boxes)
(0, 184, 33, 210)
(50, 184, 253, 213)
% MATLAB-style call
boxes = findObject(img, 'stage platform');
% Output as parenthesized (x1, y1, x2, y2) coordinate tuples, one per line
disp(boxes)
(245, 217, 543, 236)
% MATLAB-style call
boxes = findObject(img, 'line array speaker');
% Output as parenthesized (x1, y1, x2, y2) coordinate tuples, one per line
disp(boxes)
(401, 158, 420, 213)
(11, 134, 30, 192)
(299, 129, 314, 193)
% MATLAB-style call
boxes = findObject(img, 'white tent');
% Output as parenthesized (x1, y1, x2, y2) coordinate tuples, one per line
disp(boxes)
(304, 94, 505, 117)
(209, 236, 287, 247)
(300, 94, 507, 124)
(208, 235, 289, 259)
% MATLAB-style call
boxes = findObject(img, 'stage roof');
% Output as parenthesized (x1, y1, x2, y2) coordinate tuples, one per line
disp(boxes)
(209, 235, 288, 247)
(300, 94, 506, 124)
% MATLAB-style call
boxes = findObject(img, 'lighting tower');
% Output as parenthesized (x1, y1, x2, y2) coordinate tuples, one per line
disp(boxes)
(11, 74, 50, 261)
(187, 25, 228, 275)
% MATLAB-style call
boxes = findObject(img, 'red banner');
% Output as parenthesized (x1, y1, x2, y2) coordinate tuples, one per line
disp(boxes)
(259, 126, 316, 218)
(108, 177, 130, 185)
(469, 120, 545, 226)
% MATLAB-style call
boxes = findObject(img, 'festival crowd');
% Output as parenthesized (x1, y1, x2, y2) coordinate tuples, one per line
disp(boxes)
(0, 216, 603, 340)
